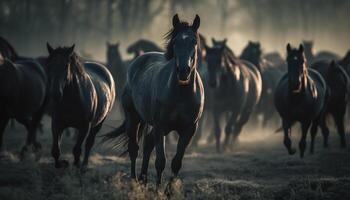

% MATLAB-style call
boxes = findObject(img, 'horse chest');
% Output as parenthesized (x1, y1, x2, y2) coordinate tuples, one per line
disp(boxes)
(156, 100, 199, 127)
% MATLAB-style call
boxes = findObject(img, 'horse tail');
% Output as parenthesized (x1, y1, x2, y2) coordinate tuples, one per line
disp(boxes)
(101, 120, 128, 155)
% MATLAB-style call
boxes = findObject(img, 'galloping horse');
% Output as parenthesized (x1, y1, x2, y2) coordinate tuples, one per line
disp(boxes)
(240, 41, 284, 128)
(205, 39, 262, 152)
(311, 60, 349, 150)
(47, 44, 115, 169)
(0, 53, 47, 156)
(127, 39, 163, 59)
(106, 42, 127, 100)
(103, 14, 204, 187)
(274, 44, 327, 158)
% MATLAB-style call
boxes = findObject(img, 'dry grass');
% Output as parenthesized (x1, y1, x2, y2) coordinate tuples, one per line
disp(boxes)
(1, 121, 350, 200)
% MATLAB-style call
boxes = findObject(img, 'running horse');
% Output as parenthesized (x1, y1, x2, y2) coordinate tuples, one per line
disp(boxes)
(0, 53, 47, 157)
(274, 44, 327, 158)
(103, 14, 204, 187)
(46, 44, 115, 170)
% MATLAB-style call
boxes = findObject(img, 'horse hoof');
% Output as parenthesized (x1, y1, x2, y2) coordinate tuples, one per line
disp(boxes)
(74, 160, 81, 168)
(55, 160, 69, 168)
(289, 149, 296, 155)
(164, 177, 182, 197)
(80, 165, 88, 173)
(33, 142, 42, 152)
(138, 174, 148, 185)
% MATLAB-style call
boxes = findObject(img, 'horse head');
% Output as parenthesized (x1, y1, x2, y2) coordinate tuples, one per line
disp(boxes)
(165, 14, 200, 85)
(286, 43, 308, 93)
(46, 43, 82, 102)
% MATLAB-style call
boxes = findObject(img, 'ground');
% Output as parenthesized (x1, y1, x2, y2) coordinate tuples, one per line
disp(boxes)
(1, 116, 350, 200)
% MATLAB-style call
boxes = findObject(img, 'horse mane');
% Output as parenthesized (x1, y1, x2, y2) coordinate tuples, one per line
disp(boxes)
(0, 36, 19, 60)
(68, 52, 85, 79)
(164, 21, 199, 60)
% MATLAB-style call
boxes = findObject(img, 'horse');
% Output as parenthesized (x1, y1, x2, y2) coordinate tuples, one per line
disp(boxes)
(264, 52, 285, 67)
(240, 41, 284, 128)
(46, 44, 115, 170)
(302, 40, 340, 64)
(127, 39, 163, 59)
(339, 50, 350, 75)
(311, 60, 349, 150)
(205, 39, 262, 152)
(103, 14, 204, 187)
(274, 44, 327, 158)
(106, 42, 127, 100)
(0, 53, 47, 157)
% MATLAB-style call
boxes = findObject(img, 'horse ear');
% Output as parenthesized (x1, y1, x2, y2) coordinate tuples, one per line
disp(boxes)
(172, 14, 180, 28)
(67, 44, 75, 55)
(192, 14, 200, 31)
(47, 42, 54, 55)
(223, 38, 227, 44)
(286, 43, 292, 54)
(299, 44, 304, 53)
(211, 38, 216, 44)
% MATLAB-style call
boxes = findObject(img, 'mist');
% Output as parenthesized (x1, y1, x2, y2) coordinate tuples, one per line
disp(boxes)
(1, 0, 349, 61)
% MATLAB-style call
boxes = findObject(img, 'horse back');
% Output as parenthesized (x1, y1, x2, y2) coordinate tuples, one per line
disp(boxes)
(126, 52, 165, 87)
(84, 62, 116, 124)
(10, 60, 46, 116)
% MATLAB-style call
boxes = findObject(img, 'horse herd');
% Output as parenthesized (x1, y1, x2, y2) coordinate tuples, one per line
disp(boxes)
(1, 14, 350, 187)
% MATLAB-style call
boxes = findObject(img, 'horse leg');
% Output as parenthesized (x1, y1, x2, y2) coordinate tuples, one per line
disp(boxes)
(224, 112, 238, 150)
(127, 118, 141, 180)
(213, 111, 221, 153)
(154, 128, 166, 187)
(232, 108, 253, 146)
(71, 123, 90, 168)
(282, 119, 295, 155)
(51, 124, 67, 168)
(319, 115, 329, 148)
(0, 116, 9, 154)
(16, 117, 34, 158)
(81, 122, 103, 170)
(171, 125, 196, 178)
(165, 125, 196, 196)
(191, 111, 205, 147)
(299, 122, 311, 158)
(332, 107, 346, 148)
(310, 120, 319, 154)
(139, 130, 155, 184)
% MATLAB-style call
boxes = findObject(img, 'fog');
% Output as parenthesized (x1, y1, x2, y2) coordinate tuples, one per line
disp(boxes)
(1, 0, 349, 61)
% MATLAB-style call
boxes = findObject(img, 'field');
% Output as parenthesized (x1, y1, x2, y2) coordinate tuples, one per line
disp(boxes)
(1, 115, 350, 200)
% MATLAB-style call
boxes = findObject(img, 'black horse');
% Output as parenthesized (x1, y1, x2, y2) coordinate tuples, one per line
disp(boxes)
(106, 42, 127, 100)
(302, 40, 340, 64)
(310, 60, 349, 150)
(103, 14, 204, 187)
(0, 54, 47, 156)
(205, 39, 262, 152)
(274, 44, 327, 158)
(47, 44, 115, 169)
(127, 39, 163, 59)
(240, 41, 284, 128)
